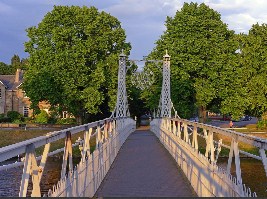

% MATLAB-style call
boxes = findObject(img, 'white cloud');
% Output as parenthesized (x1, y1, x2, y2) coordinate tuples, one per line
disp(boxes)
(195, 0, 267, 33)
(1, 0, 267, 63)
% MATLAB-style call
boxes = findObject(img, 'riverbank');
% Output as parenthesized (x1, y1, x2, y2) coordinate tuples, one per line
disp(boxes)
(0, 128, 96, 158)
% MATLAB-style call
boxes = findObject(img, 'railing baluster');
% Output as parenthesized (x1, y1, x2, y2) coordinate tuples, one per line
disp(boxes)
(39, 143, 50, 182)
(19, 143, 41, 197)
(259, 148, 267, 177)
(150, 117, 261, 197)
(192, 124, 198, 150)
(61, 131, 73, 179)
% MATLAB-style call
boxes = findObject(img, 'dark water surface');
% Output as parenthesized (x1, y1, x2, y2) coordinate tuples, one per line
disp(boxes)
(0, 157, 62, 197)
(0, 156, 266, 197)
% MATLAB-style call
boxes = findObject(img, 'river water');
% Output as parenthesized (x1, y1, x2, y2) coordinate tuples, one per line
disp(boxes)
(0, 156, 266, 197)
(0, 157, 62, 197)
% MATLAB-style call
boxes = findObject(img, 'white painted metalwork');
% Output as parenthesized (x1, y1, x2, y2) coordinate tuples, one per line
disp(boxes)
(150, 117, 267, 197)
(48, 117, 135, 197)
(131, 67, 154, 90)
(158, 51, 171, 118)
(0, 117, 135, 197)
(115, 52, 129, 118)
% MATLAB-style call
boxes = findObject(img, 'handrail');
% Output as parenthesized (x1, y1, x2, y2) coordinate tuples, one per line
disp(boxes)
(0, 117, 129, 163)
(150, 117, 266, 197)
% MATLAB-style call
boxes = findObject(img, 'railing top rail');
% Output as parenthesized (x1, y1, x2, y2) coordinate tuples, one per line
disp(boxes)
(0, 117, 130, 162)
(156, 117, 267, 150)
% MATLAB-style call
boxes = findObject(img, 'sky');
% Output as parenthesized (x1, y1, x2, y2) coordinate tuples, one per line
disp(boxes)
(0, 0, 267, 64)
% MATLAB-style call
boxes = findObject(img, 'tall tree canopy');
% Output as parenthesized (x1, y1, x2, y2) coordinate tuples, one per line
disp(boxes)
(236, 24, 267, 117)
(0, 62, 13, 75)
(11, 54, 21, 69)
(23, 6, 130, 123)
(142, 2, 239, 121)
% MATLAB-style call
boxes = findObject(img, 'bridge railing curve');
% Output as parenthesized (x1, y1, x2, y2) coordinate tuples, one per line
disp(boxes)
(0, 117, 136, 197)
(150, 117, 267, 197)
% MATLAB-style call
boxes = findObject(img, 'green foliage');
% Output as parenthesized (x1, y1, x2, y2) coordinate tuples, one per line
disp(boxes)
(143, 2, 238, 121)
(257, 120, 267, 129)
(238, 24, 267, 117)
(7, 111, 22, 122)
(0, 62, 15, 75)
(11, 55, 21, 69)
(13, 119, 23, 124)
(0, 117, 11, 123)
(23, 5, 131, 122)
(56, 118, 76, 124)
(35, 110, 49, 124)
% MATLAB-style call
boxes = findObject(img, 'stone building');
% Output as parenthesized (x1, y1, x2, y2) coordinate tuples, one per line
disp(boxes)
(0, 69, 72, 119)
(0, 69, 50, 117)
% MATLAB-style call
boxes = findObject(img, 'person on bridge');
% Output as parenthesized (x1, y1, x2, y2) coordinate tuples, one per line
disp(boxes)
(229, 120, 234, 128)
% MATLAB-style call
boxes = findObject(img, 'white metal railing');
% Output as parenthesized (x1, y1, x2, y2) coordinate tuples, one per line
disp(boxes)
(0, 117, 136, 197)
(150, 118, 267, 197)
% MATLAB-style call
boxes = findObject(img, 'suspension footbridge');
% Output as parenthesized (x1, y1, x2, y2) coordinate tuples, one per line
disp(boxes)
(0, 52, 266, 197)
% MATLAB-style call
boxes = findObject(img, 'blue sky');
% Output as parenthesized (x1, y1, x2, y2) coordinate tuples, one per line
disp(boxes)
(0, 0, 267, 64)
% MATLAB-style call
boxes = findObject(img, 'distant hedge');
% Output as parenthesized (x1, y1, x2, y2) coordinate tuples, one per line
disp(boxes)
(0, 117, 12, 123)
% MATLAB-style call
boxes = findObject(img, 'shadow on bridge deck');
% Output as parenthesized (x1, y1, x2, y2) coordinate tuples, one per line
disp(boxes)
(95, 129, 197, 197)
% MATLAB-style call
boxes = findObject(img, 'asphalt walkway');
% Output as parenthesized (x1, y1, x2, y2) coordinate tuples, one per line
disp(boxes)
(95, 129, 196, 197)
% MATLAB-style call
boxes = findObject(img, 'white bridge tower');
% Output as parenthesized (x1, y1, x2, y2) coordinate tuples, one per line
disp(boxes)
(115, 52, 129, 117)
(157, 52, 172, 118)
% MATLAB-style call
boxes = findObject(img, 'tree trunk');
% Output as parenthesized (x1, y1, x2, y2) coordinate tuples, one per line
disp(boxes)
(75, 115, 83, 125)
(198, 105, 207, 123)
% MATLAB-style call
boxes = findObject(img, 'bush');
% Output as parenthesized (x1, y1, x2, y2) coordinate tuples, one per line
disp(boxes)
(0, 117, 11, 123)
(257, 120, 267, 129)
(47, 116, 57, 124)
(13, 119, 23, 124)
(7, 111, 23, 122)
(56, 118, 76, 125)
(35, 110, 49, 124)
(24, 117, 34, 124)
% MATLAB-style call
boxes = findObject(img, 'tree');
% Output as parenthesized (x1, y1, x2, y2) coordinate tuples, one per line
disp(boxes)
(143, 2, 239, 122)
(236, 24, 267, 118)
(11, 54, 21, 69)
(23, 6, 131, 123)
(35, 110, 49, 124)
(0, 62, 14, 75)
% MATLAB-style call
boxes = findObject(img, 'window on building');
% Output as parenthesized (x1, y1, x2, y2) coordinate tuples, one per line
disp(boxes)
(23, 106, 29, 117)
(62, 111, 68, 119)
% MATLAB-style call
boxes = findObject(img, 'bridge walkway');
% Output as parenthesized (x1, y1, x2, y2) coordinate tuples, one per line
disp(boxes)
(95, 127, 197, 197)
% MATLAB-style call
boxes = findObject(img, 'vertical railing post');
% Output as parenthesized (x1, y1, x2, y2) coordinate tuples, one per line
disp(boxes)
(19, 144, 41, 197)
(104, 121, 108, 141)
(205, 130, 215, 162)
(183, 123, 189, 143)
(61, 131, 73, 179)
(96, 123, 101, 149)
(259, 148, 267, 177)
(192, 124, 198, 150)
(38, 143, 50, 182)
(177, 120, 181, 138)
(82, 127, 92, 162)
(173, 120, 177, 135)
(227, 138, 242, 184)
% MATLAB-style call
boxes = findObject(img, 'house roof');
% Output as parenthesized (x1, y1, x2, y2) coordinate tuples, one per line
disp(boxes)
(0, 73, 23, 90)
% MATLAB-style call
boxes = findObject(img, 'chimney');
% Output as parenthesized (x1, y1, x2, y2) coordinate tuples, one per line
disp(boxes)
(15, 68, 21, 83)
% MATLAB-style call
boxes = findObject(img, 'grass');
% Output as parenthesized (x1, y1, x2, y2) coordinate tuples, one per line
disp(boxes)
(0, 128, 96, 158)
(189, 123, 267, 157)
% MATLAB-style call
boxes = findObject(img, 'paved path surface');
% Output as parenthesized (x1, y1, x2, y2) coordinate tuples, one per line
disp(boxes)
(95, 129, 196, 197)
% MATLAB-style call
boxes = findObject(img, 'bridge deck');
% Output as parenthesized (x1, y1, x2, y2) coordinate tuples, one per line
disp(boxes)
(95, 128, 196, 197)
